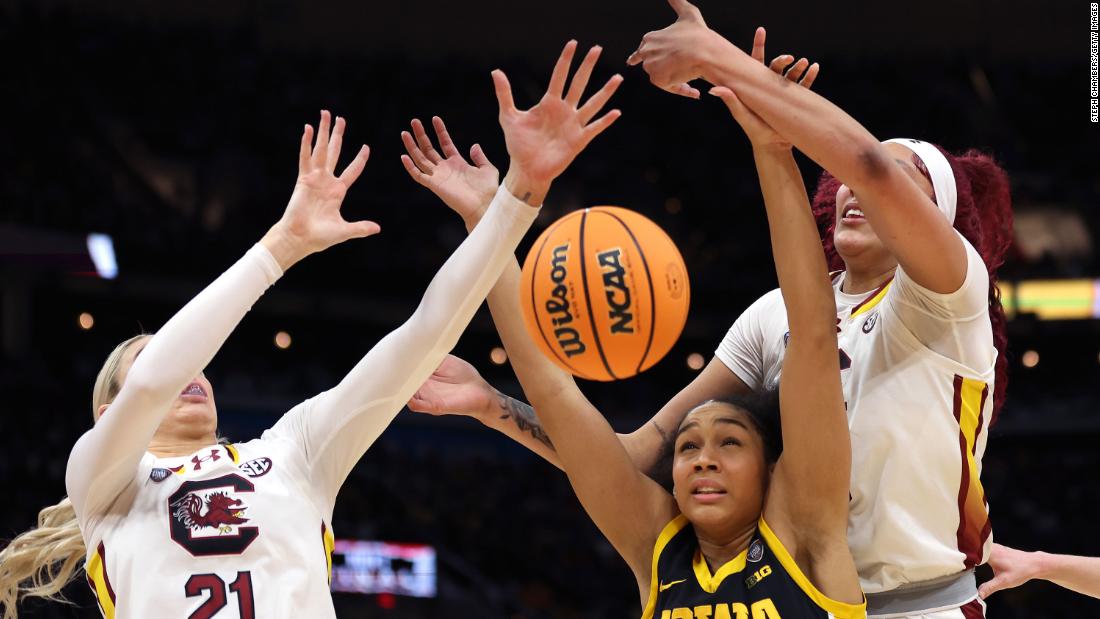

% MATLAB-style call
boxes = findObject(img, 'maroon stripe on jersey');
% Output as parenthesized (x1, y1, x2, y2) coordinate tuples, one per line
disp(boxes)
(960, 599, 986, 619)
(848, 275, 895, 315)
(953, 376, 988, 569)
(98, 542, 116, 604)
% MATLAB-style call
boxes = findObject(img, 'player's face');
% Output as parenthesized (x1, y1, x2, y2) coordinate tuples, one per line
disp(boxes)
(671, 403, 769, 537)
(109, 340, 219, 439)
(833, 142, 937, 269)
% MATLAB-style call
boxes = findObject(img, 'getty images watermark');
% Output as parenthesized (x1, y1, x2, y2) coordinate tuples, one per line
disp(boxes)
(1092, 3, 1098, 121)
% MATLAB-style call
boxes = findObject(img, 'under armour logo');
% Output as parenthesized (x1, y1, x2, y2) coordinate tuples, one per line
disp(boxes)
(191, 449, 222, 471)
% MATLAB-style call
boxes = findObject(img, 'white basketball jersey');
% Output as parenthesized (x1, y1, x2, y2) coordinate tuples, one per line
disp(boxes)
(82, 425, 337, 618)
(716, 235, 995, 594)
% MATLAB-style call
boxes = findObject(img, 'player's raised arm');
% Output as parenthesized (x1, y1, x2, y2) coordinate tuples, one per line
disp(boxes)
(467, 42, 677, 588)
(66, 112, 377, 520)
(629, 3, 966, 295)
(400, 110, 756, 475)
(278, 41, 627, 509)
(706, 37, 861, 601)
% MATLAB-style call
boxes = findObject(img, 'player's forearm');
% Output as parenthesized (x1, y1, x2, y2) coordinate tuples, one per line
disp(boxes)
(481, 389, 564, 469)
(700, 37, 890, 198)
(753, 146, 835, 336)
(304, 186, 539, 492)
(755, 144, 851, 515)
(68, 244, 283, 513)
(1036, 552, 1100, 599)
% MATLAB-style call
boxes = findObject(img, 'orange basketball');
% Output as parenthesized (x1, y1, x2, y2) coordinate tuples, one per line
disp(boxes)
(520, 206, 690, 381)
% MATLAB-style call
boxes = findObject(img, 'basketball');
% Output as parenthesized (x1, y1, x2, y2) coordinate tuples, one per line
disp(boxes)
(519, 206, 690, 381)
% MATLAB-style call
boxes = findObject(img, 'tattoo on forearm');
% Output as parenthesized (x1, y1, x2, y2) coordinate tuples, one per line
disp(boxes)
(496, 391, 554, 450)
(520, 191, 533, 203)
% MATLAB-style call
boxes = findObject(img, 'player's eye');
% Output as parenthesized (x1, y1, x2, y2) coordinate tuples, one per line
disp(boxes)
(678, 441, 698, 452)
(722, 437, 741, 447)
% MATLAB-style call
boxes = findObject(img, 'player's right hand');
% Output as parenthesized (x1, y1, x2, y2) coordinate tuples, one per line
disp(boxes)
(262, 110, 379, 270)
(400, 116, 500, 229)
(978, 543, 1039, 599)
(408, 354, 497, 419)
(708, 27, 819, 150)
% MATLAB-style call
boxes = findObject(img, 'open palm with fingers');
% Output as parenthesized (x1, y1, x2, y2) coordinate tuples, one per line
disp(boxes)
(709, 27, 820, 149)
(494, 40, 623, 190)
(274, 110, 379, 259)
(400, 116, 500, 226)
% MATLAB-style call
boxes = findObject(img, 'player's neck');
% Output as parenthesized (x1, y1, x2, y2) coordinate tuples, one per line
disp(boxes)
(694, 522, 756, 573)
(148, 435, 220, 458)
(840, 264, 896, 295)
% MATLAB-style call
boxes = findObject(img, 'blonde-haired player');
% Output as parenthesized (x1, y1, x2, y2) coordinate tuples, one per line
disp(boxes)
(0, 41, 622, 618)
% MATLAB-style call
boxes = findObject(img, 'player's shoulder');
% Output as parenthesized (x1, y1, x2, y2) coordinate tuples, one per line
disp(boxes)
(747, 287, 786, 313)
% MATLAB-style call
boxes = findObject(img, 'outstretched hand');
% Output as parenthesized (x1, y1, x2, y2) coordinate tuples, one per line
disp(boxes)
(263, 110, 379, 269)
(400, 116, 500, 228)
(709, 27, 820, 149)
(627, 0, 716, 99)
(408, 354, 496, 419)
(494, 40, 624, 204)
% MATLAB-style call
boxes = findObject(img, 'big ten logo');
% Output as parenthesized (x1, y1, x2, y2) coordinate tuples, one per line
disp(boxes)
(546, 243, 586, 357)
(596, 248, 634, 334)
(744, 564, 772, 589)
(660, 598, 781, 619)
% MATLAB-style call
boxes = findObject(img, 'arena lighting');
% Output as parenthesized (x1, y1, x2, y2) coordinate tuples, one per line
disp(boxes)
(1000, 279, 1100, 320)
(686, 352, 705, 370)
(1021, 350, 1040, 368)
(489, 347, 508, 365)
(78, 312, 94, 330)
(86, 233, 118, 279)
(274, 331, 292, 349)
(330, 540, 436, 598)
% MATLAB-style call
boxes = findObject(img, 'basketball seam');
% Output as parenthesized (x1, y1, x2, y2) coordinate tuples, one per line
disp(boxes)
(578, 210, 618, 380)
(600, 209, 658, 375)
(528, 213, 597, 381)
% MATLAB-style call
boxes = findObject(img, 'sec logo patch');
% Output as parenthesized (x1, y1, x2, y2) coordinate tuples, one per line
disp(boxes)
(239, 457, 273, 478)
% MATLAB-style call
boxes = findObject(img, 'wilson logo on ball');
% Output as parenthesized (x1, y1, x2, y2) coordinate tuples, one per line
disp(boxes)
(545, 243, 587, 358)
(521, 207, 690, 381)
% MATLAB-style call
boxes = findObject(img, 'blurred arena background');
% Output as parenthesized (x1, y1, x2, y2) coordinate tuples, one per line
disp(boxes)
(1, 0, 1098, 616)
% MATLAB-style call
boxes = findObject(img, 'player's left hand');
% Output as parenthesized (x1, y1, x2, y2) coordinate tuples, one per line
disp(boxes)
(408, 355, 497, 420)
(979, 543, 1040, 599)
(627, 0, 719, 99)
(400, 116, 500, 229)
(495, 40, 624, 205)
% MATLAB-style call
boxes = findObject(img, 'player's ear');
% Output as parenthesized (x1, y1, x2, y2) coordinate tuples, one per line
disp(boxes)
(95, 403, 110, 422)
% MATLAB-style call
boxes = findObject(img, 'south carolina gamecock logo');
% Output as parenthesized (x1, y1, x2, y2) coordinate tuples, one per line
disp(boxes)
(168, 474, 258, 556)
(172, 491, 250, 534)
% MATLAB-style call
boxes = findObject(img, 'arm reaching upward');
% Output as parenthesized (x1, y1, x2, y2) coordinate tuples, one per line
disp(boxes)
(709, 44, 861, 604)
(630, 6, 968, 294)
(269, 41, 626, 511)
(67, 111, 379, 521)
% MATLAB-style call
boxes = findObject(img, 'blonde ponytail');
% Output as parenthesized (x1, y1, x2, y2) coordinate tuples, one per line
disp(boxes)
(0, 334, 150, 618)
(0, 498, 84, 619)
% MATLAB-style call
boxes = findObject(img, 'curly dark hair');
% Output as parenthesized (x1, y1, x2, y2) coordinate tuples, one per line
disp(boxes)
(810, 146, 1013, 424)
